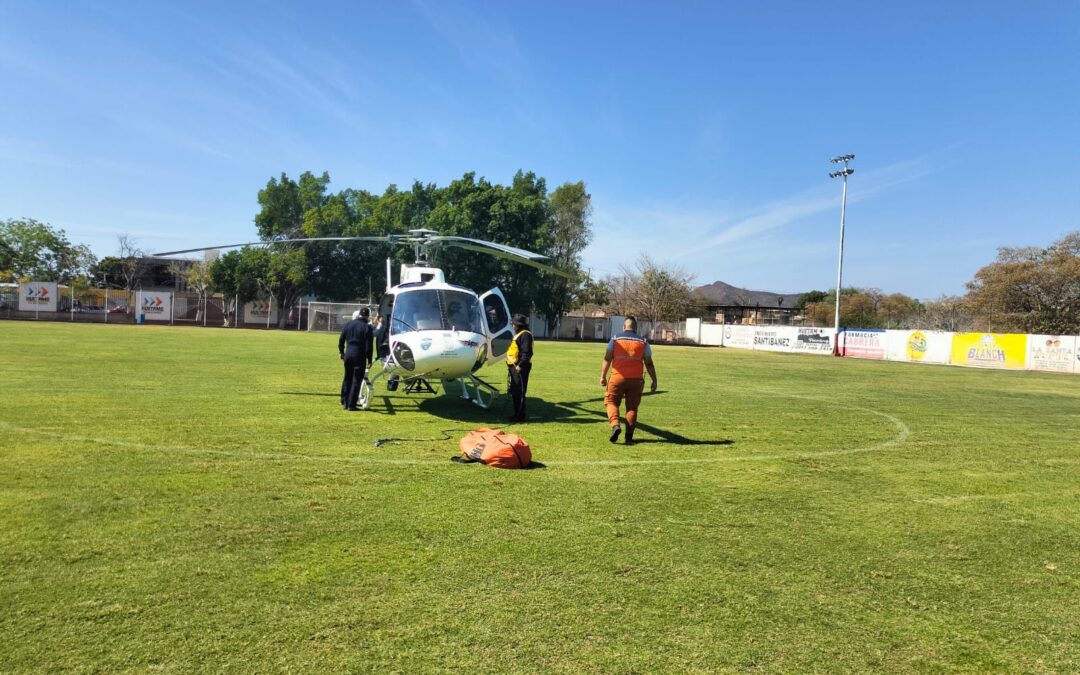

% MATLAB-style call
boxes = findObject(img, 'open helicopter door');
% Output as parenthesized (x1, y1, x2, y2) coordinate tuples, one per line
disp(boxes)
(478, 288, 514, 365)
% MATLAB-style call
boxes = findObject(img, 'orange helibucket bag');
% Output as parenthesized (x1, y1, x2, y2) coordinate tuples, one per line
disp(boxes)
(458, 428, 532, 469)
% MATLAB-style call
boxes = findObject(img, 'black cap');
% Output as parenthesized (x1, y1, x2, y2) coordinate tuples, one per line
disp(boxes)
(512, 313, 529, 327)
(360, 308, 370, 318)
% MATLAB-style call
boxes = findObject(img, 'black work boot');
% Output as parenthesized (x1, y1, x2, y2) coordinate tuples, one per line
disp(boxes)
(625, 427, 635, 445)
(609, 424, 621, 443)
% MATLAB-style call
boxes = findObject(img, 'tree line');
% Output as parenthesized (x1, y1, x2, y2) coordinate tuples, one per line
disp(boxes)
(203, 170, 598, 328)
(4, 196, 1077, 334)
(795, 231, 1080, 334)
(0, 172, 601, 328)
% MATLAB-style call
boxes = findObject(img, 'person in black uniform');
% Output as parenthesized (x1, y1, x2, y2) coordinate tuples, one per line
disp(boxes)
(506, 314, 533, 423)
(338, 309, 375, 411)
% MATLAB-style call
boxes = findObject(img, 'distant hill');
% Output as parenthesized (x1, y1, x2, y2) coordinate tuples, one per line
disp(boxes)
(693, 281, 806, 308)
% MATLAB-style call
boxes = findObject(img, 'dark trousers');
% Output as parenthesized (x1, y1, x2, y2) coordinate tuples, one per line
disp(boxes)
(508, 363, 531, 422)
(341, 356, 367, 409)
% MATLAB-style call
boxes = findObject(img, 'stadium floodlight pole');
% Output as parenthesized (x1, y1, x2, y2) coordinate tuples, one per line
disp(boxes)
(828, 154, 855, 356)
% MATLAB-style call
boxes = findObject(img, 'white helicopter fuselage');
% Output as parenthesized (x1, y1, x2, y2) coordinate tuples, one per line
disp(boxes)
(383, 328, 486, 380)
(374, 263, 514, 385)
(152, 229, 562, 411)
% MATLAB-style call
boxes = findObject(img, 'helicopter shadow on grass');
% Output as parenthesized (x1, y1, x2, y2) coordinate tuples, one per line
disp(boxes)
(418, 389, 732, 448)
(416, 390, 591, 426)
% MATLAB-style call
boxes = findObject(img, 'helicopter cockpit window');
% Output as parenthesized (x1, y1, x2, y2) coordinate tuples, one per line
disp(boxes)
(390, 289, 483, 334)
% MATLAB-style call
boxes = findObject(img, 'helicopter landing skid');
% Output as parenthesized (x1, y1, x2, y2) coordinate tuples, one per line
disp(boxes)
(359, 359, 499, 410)
(357, 360, 389, 410)
(445, 374, 501, 409)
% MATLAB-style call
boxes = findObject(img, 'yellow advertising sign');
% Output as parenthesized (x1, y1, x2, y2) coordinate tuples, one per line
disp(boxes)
(906, 330, 929, 361)
(950, 333, 1027, 369)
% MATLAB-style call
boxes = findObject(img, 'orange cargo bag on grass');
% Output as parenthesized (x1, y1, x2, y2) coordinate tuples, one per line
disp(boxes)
(459, 428, 532, 469)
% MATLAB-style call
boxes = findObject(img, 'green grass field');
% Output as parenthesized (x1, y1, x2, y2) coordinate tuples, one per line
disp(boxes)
(1, 321, 1077, 673)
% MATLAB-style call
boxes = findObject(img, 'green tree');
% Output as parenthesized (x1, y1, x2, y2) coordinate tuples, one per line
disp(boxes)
(964, 231, 1080, 333)
(222, 170, 591, 324)
(427, 171, 551, 315)
(878, 293, 923, 328)
(576, 276, 611, 310)
(534, 181, 593, 332)
(802, 287, 922, 328)
(260, 247, 309, 327)
(0, 218, 96, 281)
(252, 171, 333, 326)
(89, 257, 126, 288)
(169, 260, 213, 323)
(209, 249, 260, 325)
(256, 174, 303, 240)
(566, 276, 612, 338)
(920, 295, 974, 332)
(89, 235, 149, 292)
(796, 290, 829, 311)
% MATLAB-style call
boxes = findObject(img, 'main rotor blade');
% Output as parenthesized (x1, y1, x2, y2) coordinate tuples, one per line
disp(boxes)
(432, 237, 575, 278)
(429, 236, 549, 261)
(153, 236, 396, 256)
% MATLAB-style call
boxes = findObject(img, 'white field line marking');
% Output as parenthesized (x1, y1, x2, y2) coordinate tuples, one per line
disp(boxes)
(555, 401, 910, 466)
(0, 421, 430, 465)
(1, 393, 910, 467)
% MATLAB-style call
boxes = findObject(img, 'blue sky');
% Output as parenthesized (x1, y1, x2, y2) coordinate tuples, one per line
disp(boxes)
(2, 1, 1078, 298)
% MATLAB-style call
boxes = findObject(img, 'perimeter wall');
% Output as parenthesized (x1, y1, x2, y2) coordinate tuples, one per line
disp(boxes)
(688, 321, 1079, 375)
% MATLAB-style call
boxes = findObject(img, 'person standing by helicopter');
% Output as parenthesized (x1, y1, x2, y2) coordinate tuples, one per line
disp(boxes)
(506, 314, 533, 423)
(339, 309, 375, 411)
(600, 316, 658, 444)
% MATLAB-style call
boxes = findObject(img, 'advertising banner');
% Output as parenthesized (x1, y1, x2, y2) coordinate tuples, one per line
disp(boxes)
(950, 333, 1027, 369)
(842, 328, 887, 359)
(886, 330, 952, 365)
(1026, 335, 1078, 374)
(137, 291, 173, 322)
(792, 327, 833, 354)
(244, 299, 278, 325)
(751, 326, 796, 353)
(19, 281, 58, 312)
(722, 324, 754, 349)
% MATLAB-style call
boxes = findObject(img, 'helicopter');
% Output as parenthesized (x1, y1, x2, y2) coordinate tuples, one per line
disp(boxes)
(155, 229, 572, 410)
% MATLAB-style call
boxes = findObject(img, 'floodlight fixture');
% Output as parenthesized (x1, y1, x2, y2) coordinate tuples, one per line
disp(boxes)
(830, 154, 855, 164)
(828, 167, 855, 178)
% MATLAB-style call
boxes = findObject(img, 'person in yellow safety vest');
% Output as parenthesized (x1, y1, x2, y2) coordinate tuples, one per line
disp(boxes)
(600, 316, 658, 444)
(506, 314, 534, 423)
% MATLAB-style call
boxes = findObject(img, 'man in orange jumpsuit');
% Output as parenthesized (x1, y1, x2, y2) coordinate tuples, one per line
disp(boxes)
(600, 316, 658, 444)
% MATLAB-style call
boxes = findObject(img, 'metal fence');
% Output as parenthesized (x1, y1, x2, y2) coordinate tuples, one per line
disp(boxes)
(306, 302, 377, 333)
(0, 286, 17, 319)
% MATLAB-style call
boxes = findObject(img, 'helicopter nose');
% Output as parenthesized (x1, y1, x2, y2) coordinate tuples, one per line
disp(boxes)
(397, 333, 485, 378)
